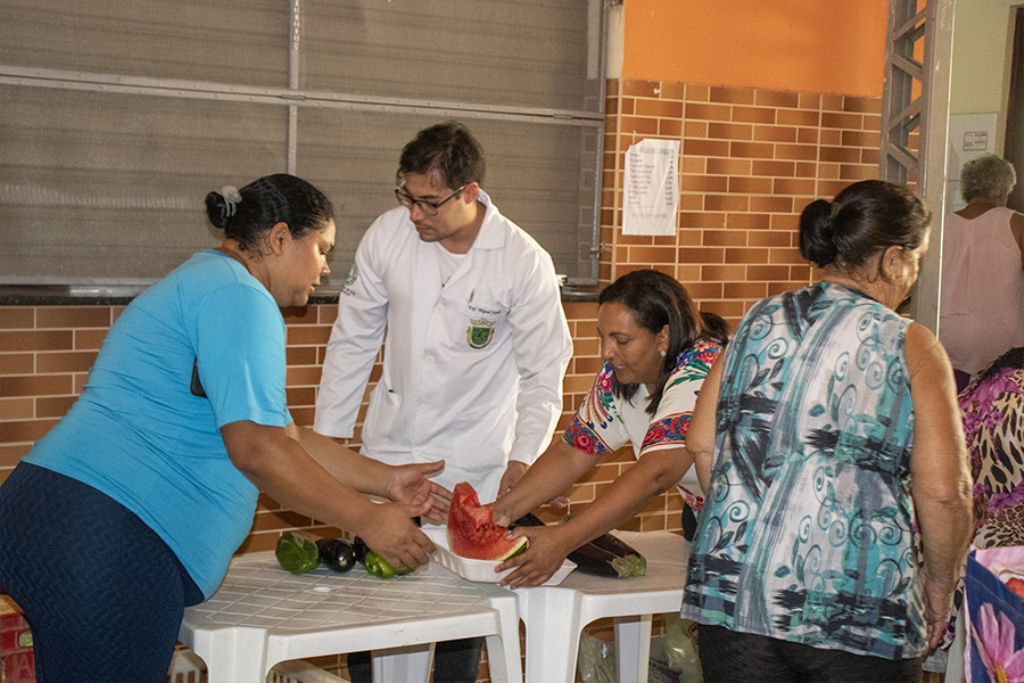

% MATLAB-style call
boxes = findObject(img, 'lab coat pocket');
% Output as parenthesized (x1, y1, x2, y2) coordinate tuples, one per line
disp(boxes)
(461, 297, 509, 352)
(363, 382, 405, 443)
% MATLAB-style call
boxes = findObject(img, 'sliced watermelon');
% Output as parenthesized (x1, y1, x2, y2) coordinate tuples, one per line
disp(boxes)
(447, 482, 528, 560)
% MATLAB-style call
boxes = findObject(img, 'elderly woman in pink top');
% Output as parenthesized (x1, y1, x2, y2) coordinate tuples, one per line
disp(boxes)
(940, 154, 1024, 391)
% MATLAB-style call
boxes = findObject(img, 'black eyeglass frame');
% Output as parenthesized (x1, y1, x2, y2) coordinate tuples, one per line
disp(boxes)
(394, 184, 467, 216)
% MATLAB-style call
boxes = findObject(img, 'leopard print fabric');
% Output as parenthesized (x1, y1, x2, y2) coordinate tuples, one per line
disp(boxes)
(960, 361, 1024, 549)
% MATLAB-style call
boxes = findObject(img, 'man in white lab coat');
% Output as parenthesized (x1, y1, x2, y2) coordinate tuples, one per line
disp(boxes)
(315, 121, 572, 683)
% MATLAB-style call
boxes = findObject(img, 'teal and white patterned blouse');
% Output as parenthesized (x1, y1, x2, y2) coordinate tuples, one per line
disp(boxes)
(681, 282, 926, 660)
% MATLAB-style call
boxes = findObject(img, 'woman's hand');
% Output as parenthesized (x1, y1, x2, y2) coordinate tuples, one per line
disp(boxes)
(358, 501, 436, 571)
(921, 567, 957, 652)
(496, 524, 576, 588)
(384, 460, 452, 523)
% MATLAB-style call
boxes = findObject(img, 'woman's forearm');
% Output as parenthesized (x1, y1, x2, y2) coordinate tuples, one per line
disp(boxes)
(493, 438, 594, 523)
(555, 448, 691, 551)
(294, 425, 392, 496)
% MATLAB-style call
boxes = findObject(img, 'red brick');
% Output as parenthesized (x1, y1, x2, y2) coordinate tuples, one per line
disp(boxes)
(797, 128, 819, 144)
(685, 102, 731, 121)
(747, 265, 790, 280)
(725, 213, 771, 229)
(0, 374, 72, 398)
(755, 90, 800, 108)
(0, 309, 33, 330)
(74, 329, 107, 350)
(679, 212, 726, 229)
(753, 126, 797, 143)
(748, 230, 792, 247)
(773, 178, 817, 195)
(704, 194, 749, 212)
(684, 120, 708, 138)
(678, 247, 725, 264)
(0, 330, 73, 352)
(843, 96, 880, 114)
(732, 106, 776, 124)
(725, 282, 768, 298)
(707, 158, 752, 175)
(750, 196, 794, 213)
(708, 122, 753, 140)
(628, 246, 678, 263)
(777, 109, 819, 126)
(35, 351, 97, 373)
(685, 84, 710, 102)
(681, 174, 729, 192)
(775, 144, 818, 161)
(752, 160, 796, 177)
(731, 142, 774, 159)
(820, 146, 862, 163)
(702, 230, 747, 247)
(620, 116, 660, 135)
(287, 326, 331, 346)
(0, 419, 59, 443)
(0, 354, 33, 375)
(660, 82, 685, 100)
(709, 86, 755, 105)
(659, 119, 682, 137)
(726, 248, 770, 264)
(636, 99, 683, 118)
(36, 307, 111, 329)
(701, 264, 747, 280)
(821, 112, 863, 129)
(684, 139, 730, 157)
(729, 176, 773, 194)
(35, 395, 76, 418)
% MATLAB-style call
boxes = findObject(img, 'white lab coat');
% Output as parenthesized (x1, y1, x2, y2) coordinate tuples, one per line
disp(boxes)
(314, 191, 573, 502)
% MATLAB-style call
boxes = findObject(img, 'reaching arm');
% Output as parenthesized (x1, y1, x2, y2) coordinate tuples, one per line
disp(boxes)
(222, 420, 435, 570)
(492, 438, 596, 524)
(905, 322, 973, 651)
(497, 447, 692, 587)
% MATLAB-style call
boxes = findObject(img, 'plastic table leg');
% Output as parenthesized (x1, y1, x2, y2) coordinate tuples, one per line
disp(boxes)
(519, 587, 582, 683)
(189, 627, 269, 683)
(613, 614, 653, 683)
(371, 643, 434, 683)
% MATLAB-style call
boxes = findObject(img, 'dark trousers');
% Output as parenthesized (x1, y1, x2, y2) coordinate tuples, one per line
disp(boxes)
(0, 463, 205, 683)
(698, 624, 923, 683)
(347, 637, 483, 683)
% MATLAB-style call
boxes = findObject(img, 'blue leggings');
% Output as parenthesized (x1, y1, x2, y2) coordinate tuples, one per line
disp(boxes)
(0, 463, 204, 683)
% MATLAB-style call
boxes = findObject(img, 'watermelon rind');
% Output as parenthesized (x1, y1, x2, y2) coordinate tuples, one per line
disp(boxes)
(498, 536, 529, 561)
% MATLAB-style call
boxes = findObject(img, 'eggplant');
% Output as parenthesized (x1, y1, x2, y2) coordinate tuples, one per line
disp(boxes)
(352, 536, 369, 565)
(512, 513, 646, 578)
(316, 538, 356, 573)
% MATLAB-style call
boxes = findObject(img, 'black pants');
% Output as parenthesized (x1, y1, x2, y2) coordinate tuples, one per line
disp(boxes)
(0, 463, 205, 683)
(698, 625, 923, 683)
(347, 637, 483, 683)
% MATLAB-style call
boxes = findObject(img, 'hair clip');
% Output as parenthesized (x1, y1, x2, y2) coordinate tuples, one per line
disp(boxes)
(220, 185, 242, 219)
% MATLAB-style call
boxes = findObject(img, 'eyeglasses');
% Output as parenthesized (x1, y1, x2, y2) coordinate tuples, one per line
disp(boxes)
(394, 185, 466, 216)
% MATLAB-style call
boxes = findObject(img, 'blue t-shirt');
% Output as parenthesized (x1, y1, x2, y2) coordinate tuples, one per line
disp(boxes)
(24, 250, 292, 597)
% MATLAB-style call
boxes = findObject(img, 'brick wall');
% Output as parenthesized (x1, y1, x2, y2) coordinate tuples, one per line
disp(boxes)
(0, 77, 882, 550)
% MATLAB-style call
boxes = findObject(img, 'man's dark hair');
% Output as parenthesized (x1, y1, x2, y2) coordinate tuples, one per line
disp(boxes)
(398, 121, 486, 190)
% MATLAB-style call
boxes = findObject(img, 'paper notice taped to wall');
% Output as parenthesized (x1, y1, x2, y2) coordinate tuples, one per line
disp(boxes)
(623, 138, 679, 236)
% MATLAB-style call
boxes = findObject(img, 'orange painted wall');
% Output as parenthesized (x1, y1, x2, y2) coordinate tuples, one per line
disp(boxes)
(622, 0, 889, 98)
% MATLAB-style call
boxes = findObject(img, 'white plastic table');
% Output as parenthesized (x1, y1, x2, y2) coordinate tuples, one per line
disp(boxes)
(178, 552, 522, 683)
(515, 530, 689, 683)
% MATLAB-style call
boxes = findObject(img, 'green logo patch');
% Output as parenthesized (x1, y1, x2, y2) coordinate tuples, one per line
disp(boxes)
(466, 319, 495, 348)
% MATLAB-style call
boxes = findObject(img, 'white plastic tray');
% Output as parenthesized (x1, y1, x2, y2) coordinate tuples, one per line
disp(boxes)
(422, 525, 576, 586)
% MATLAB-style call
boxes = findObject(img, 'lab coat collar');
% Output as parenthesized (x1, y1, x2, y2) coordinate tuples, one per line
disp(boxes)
(471, 189, 507, 252)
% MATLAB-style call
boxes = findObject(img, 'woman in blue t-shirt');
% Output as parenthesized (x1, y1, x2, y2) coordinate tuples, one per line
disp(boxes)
(0, 174, 448, 682)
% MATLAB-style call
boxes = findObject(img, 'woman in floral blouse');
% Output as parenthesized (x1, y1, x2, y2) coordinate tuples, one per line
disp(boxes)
(682, 180, 973, 682)
(492, 268, 727, 587)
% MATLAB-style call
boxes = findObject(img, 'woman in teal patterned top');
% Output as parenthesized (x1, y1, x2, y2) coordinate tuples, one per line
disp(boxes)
(682, 180, 973, 682)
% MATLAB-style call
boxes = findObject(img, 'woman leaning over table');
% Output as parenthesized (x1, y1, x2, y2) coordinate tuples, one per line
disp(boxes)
(0, 174, 447, 683)
(492, 268, 727, 587)
(681, 180, 973, 683)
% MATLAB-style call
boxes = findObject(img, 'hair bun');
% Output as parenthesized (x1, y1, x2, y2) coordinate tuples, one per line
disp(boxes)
(204, 186, 244, 230)
(799, 198, 839, 267)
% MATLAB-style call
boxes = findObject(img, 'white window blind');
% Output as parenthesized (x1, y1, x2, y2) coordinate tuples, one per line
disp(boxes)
(0, 0, 605, 286)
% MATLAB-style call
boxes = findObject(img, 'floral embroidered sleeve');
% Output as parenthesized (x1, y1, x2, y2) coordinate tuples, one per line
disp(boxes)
(562, 361, 630, 456)
(639, 338, 723, 456)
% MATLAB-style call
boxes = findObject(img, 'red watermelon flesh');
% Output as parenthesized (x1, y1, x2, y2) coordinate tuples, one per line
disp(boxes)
(447, 482, 528, 560)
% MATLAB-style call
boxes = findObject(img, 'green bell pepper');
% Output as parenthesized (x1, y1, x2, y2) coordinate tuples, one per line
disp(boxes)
(363, 550, 412, 579)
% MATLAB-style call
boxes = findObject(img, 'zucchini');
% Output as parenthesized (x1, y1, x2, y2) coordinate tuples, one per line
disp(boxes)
(512, 513, 646, 578)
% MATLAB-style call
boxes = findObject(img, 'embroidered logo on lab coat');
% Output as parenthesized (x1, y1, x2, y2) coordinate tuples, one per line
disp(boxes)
(466, 319, 495, 348)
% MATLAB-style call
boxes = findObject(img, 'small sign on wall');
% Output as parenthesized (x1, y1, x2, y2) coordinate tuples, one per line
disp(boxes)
(622, 138, 680, 236)
(962, 130, 990, 152)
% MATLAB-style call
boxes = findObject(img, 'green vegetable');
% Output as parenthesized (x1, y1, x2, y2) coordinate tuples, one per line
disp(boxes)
(275, 531, 320, 574)
(362, 550, 412, 579)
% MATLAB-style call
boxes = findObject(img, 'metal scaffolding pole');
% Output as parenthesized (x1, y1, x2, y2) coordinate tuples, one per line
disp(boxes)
(879, 0, 954, 333)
